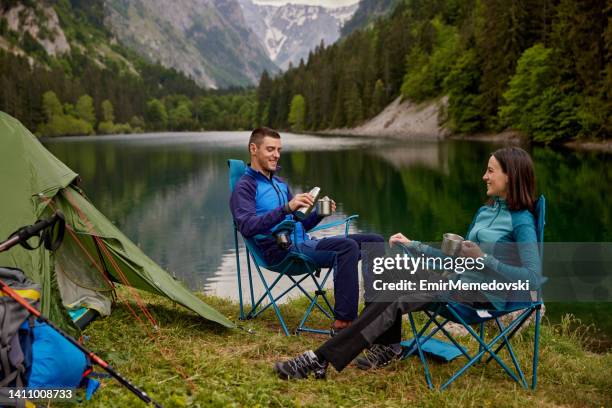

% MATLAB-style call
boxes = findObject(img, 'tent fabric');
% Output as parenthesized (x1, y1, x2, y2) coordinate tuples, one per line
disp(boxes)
(0, 111, 234, 329)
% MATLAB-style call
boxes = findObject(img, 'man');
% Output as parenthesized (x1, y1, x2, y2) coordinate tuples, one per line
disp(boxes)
(230, 127, 384, 333)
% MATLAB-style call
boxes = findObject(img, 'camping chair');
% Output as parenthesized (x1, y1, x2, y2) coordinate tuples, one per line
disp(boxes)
(228, 159, 358, 336)
(402, 195, 546, 390)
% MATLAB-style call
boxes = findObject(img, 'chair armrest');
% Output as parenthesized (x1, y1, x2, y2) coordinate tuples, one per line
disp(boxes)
(270, 219, 296, 235)
(308, 215, 359, 236)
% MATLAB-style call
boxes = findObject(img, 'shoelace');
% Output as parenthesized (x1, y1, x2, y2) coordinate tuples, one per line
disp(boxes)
(289, 353, 322, 376)
(364, 344, 396, 366)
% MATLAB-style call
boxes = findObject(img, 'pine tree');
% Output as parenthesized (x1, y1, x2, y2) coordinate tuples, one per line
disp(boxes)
(42, 91, 63, 121)
(101, 99, 115, 123)
(371, 79, 386, 116)
(256, 70, 272, 125)
(288, 94, 306, 131)
(75, 94, 96, 126)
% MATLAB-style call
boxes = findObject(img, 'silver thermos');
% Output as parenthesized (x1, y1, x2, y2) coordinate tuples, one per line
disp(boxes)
(295, 186, 320, 220)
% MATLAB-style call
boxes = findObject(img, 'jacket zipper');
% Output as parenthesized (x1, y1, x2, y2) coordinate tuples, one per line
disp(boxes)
(488, 200, 502, 228)
(476, 199, 503, 242)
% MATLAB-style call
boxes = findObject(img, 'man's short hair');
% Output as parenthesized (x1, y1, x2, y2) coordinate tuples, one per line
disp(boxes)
(249, 127, 280, 151)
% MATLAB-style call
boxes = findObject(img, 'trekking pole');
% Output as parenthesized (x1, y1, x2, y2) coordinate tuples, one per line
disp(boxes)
(0, 214, 164, 408)
(0, 212, 64, 252)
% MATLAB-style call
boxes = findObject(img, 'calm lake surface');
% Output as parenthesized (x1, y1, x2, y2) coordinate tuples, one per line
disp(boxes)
(42, 132, 612, 345)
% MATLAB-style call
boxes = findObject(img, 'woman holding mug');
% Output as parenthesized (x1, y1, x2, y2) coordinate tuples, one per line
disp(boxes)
(273, 146, 542, 379)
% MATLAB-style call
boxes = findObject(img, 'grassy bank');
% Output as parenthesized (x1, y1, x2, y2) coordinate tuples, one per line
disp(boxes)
(71, 291, 611, 407)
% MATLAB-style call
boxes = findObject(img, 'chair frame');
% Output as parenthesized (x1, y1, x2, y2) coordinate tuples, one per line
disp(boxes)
(233, 216, 357, 336)
(405, 300, 543, 390)
(404, 195, 546, 390)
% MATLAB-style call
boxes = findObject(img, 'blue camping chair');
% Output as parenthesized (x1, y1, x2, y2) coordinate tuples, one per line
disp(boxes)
(403, 195, 546, 390)
(228, 159, 358, 336)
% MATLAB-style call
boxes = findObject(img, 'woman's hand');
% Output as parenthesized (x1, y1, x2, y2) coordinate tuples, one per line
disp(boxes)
(460, 240, 484, 259)
(389, 232, 411, 247)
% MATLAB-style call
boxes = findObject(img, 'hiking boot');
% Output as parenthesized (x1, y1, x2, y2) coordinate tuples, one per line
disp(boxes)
(274, 350, 328, 380)
(354, 344, 402, 370)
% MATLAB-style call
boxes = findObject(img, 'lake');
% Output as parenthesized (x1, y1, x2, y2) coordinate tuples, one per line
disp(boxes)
(42, 132, 612, 347)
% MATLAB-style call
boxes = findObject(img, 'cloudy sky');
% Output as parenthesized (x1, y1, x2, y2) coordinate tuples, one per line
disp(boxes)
(253, 0, 360, 7)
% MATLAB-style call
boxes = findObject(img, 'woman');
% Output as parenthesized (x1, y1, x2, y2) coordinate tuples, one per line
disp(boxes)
(273, 146, 542, 380)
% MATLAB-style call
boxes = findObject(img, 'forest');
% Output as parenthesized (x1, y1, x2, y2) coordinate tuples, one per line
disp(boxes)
(1, 0, 609, 141)
(257, 0, 611, 142)
(0, 0, 257, 135)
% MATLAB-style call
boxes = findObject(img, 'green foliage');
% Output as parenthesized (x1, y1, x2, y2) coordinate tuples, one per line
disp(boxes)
(196, 98, 219, 127)
(129, 115, 145, 132)
(42, 91, 63, 120)
(500, 44, 580, 142)
(101, 100, 114, 123)
(145, 99, 168, 130)
(75, 94, 96, 125)
(443, 50, 485, 133)
(97, 121, 116, 135)
(38, 114, 94, 136)
(0, 17, 8, 36)
(371, 79, 386, 116)
(344, 82, 363, 127)
(401, 18, 460, 102)
(288, 94, 306, 131)
(168, 103, 193, 131)
(98, 121, 134, 135)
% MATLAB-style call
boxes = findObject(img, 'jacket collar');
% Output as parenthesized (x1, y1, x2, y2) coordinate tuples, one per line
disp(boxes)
(246, 164, 281, 181)
(493, 196, 508, 209)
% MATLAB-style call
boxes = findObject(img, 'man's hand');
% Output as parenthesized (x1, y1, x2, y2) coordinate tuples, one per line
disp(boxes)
(389, 232, 411, 247)
(288, 193, 314, 212)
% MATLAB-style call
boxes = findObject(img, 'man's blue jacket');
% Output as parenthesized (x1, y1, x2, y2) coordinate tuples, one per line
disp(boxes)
(230, 166, 322, 264)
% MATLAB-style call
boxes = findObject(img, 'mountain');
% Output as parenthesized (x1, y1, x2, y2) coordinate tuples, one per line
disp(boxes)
(104, 0, 278, 88)
(238, 0, 357, 70)
(340, 0, 398, 36)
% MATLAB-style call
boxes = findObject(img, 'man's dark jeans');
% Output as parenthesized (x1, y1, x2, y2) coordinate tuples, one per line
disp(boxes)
(295, 233, 385, 321)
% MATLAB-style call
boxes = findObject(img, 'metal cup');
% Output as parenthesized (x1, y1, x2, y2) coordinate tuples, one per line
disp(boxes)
(441, 233, 464, 256)
(316, 196, 332, 216)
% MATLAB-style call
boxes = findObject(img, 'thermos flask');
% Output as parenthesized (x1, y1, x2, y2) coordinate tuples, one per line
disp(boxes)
(295, 186, 320, 220)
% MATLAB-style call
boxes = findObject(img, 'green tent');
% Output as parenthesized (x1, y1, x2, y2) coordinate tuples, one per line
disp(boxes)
(0, 111, 234, 330)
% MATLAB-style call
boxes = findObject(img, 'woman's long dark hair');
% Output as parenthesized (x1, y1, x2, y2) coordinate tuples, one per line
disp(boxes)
(490, 147, 537, 211)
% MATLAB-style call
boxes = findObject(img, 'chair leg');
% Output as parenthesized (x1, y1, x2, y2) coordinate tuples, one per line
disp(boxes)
(250, 273, 310, 318)
(253, 263, 290, 336)
(532, 306, 542, 390)
(442, 306, 528, 388)
(408, 312, 434, 389)
(288, 273, 334, 319)
(494, 318, 528, 388)
(403, 314, 440, 358)
(476, 322, 485, 363)
(245, 247, 255, 311)
(296, 267, 335, 335)
(485, 308, 535, 364)
(234, 228, 244, 321)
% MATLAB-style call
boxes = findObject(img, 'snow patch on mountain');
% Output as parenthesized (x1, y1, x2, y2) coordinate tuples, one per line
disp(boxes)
(239, 0, 357, 70)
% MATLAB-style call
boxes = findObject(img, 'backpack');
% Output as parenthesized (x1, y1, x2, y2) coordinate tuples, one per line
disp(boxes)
(0, 267, 89, 393)
(0, 267, 39, 389)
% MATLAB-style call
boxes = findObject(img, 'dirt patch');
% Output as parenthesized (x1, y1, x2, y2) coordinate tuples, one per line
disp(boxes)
(323, 96, 450, 140)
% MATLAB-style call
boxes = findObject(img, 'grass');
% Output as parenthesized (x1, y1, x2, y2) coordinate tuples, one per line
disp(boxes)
(65, 291, 612, 407)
